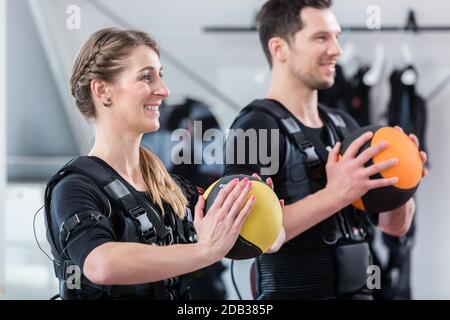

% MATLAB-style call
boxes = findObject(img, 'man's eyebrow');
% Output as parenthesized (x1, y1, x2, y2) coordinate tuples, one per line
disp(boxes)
(311, 30, 329, 37)
(311, 30, 342, 37)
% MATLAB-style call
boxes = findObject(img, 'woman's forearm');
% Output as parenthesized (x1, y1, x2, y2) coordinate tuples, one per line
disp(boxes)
(83, 241, 215, 285)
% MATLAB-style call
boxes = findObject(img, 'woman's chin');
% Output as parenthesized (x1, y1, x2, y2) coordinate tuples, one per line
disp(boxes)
(142, 121, 160, 133)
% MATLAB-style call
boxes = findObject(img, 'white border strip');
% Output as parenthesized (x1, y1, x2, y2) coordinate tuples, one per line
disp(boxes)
(0, 0, 7, 295)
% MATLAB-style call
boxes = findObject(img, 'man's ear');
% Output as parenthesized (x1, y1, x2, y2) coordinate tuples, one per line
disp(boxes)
(268, 37, 289, 64)
(91, 78, 112, 107)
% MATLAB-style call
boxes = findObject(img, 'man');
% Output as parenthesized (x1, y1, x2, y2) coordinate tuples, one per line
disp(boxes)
(224, 0, 427, 300)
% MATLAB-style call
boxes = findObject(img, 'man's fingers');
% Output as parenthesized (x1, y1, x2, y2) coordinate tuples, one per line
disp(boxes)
(420, 151, 427, 164)
(364, 158, 398, 177)
(367, 176, 398, 190)
(409, 133, 419, 148)
(327, 142, 341, 165)
(354, 141, 389, 167)
(266, 177, 274, 190)
(252, 173, 262, 181)
(343, 132, 373, 160)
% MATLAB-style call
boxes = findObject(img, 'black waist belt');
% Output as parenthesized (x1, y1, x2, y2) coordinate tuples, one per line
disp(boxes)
(255, 242, 372, 300)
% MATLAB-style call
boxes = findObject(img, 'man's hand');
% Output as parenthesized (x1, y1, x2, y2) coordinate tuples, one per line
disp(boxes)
(377, 126, 427, 237)
(378, 198, 415, 237)
(325, 132, 398, 210)
(251, 173, 286, 253)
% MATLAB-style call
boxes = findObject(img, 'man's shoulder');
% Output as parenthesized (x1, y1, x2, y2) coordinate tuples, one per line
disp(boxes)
(319, 104, 360, 131)
(231, 100, 283, 131)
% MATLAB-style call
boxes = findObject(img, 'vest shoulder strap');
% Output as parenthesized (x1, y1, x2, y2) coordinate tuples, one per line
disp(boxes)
(46, 156, 172, 247)
(244, 99, 323, 179)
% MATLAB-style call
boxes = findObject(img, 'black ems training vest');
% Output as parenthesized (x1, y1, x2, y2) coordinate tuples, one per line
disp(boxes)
(236, 99, 373, 299)
(44, 156, 197, 300)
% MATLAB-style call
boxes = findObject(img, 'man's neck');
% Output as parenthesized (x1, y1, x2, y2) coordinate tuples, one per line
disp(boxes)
(267, 72, 323, 128)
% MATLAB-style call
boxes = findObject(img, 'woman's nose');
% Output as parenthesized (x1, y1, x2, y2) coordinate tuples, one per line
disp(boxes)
(153, 79, 170, 98)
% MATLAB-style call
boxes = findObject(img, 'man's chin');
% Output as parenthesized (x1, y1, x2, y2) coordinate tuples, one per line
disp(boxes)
(315, 78, 335, 90)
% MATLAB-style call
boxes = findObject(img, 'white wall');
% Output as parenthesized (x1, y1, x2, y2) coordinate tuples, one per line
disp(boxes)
(0, 0, 7, 295)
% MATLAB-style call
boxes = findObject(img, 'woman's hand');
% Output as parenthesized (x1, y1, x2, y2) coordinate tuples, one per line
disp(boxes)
(193, 177, 255, 263)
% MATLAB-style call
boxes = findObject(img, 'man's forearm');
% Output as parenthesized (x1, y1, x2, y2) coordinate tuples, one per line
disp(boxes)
(283, 188, 346, 242)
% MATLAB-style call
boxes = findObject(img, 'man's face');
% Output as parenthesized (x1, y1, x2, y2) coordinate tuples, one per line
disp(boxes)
(286, 7, 342, 90)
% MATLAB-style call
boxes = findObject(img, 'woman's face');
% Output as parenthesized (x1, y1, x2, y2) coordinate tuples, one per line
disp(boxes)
(105, 45, 169, 134)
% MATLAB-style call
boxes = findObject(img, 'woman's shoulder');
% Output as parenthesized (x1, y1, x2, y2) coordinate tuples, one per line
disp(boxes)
(50, 172, 109, 209)
(52, 172, 100, 192)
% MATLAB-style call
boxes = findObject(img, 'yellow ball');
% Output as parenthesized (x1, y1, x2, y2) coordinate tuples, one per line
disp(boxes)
(203, 175, 283, 260)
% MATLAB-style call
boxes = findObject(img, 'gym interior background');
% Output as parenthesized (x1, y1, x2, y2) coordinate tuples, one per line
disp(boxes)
(1, 0, 450, 299)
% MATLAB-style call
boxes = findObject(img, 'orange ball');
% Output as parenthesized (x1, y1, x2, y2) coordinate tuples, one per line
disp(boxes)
(340, 125, 423, 212)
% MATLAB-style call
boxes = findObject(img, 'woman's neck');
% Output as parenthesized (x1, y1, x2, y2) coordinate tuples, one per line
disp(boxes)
(88, 124, 145, 188)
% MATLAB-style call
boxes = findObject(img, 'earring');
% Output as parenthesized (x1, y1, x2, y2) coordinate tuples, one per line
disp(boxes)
(103, 98, 112, 107)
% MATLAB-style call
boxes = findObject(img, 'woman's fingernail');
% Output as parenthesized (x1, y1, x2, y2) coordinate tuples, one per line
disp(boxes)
(246, 181, 253, 189)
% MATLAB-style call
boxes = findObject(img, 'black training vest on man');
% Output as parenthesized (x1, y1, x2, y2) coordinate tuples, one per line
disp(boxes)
(232, 99, 373, 299)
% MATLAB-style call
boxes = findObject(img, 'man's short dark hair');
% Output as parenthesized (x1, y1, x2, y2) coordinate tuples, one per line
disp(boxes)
(257, 0, 332, 67)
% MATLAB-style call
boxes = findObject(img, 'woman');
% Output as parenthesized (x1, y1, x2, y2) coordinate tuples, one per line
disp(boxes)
(45, 28, 264, 300)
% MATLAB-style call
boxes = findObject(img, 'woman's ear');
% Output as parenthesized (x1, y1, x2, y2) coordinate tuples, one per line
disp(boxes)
(268, 37, 288, 65)
(91, 78, 112, 107)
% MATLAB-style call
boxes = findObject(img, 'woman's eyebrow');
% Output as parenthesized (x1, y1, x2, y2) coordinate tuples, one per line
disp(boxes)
(137, 66, 163, 73)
